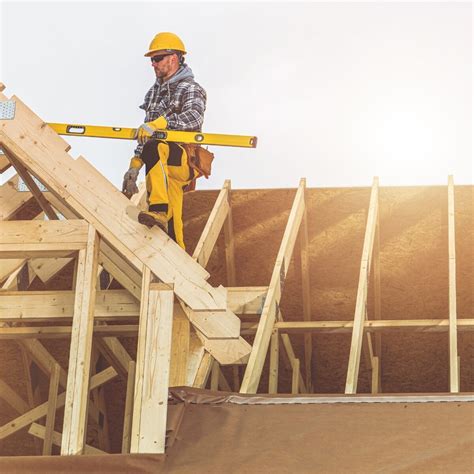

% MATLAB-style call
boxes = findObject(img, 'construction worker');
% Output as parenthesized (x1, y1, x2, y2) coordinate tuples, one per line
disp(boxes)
(122, 32, 207, 250)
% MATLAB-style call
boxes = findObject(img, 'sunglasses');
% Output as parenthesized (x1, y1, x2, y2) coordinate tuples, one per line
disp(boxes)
(150, 53, 173, 63)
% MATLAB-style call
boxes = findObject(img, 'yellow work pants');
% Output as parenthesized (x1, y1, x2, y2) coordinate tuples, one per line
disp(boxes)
(141, 139, 193, 249)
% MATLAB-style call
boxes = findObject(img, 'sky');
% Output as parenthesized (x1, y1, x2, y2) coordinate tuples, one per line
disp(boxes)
(0, 1, 472, 190)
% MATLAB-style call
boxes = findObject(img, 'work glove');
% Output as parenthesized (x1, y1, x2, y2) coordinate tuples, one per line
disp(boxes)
(136, 116, 168, 145)
(122, 167, 140, 199)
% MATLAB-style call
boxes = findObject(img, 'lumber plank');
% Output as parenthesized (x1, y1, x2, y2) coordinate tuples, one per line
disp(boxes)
(0, 287, 267, 321)
(299, 186, 313, 392)
(192, 181, 230, 267)
(240, 179, 306, 393)
(0, 379, 29, 414)
(0, 174, 32, 220)
(268, 329, 279, 394)
(345, 178, 379, 394)
(193, 351, 213, 388)
(0, 366, 117, 440)
(169, 305, 190, 387)
(42, 363, 60, 455)
(223, 180, 237, 286)
(5, 151, 58, 220)
(131, 279, 174, 454)
(29, 423, 105, 455)
(186, 331, 206, 386)
(122, 361, 136, 454)
(0, 219, 88, 258)
(61, 225, 100, 455)
(447, 175, 459, 393)
(0, 93, 228, 310)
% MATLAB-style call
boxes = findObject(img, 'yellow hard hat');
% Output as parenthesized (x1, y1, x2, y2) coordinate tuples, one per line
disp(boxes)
(144, 32, 187, 57)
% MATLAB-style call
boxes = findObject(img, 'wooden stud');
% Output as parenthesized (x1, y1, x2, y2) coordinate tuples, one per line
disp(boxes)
(0, 366, 117, 441)
(232, 366, 240, 392)
(5, 151, 58, 220)
(29, 423, 106, 455)
(61, 225, 100, 455)
(193, 351, 213, 388)
(223, 180, 237, 286)
(42, 363, 61, 455)
(122, 361, 136, 454)
(169, 305, 190, 387)
(373, 209, 382, 392)
(0, 379, 29, 414)
(268, 329, 279, 394)
(241, 179, 306, 394)
(345, 178, 379, 394)
(192, 181, 230, 268)
(299, 186, 313, 392)
(448, 175, 459, 393)
(210, 360, 219, 391)
(291, 359, 300, 394)
(131, 275, 174, 454)
(280, 332, 307, 394)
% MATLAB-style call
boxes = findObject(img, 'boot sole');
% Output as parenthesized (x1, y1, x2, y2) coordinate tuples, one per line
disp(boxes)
(137, 213, 167, 233)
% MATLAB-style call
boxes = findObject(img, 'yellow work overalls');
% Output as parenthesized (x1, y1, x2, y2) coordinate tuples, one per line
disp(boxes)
(140, 139, 194, 249)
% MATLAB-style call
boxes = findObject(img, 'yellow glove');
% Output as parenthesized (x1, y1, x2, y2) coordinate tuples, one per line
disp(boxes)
(137, 116, 168, 144)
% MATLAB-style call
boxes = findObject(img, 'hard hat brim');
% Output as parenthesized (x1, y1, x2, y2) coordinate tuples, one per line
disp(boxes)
(144, 48, 187, 57)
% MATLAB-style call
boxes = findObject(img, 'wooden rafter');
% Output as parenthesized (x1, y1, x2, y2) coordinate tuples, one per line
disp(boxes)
(447, 175, 459, 392)
(240, 179, 306, 393)
(345, 177, 379, 394)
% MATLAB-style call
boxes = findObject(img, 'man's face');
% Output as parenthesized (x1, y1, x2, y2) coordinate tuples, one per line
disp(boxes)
(151, 53, 177, 79)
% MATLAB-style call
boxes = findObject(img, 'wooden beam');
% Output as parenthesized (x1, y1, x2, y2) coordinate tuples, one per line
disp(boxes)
(0, 324, 140, 339)
(448, 175, 459, 393)
(61, 225, 100, 455)
(242, 319, 474, 334)
(240, 179, 306, 393)
(0, 379, 29, 414)
(193, 351, 213, 388)
(18, 339, 68, 388)
(280, 332, 307, 394)
(131, 272, 174, 454)
(169, 305, 190, 387)
(0, 96, 223, 309)
(223, 180, 237, 286)
(0, 287, 266, 322)
(299, 186, 313, 392)
(210, 360, 219, 390)
(192, 181, 230, 268)
(122, 361, 136, 454)
(0, 174, 32, 221)
(0, 366, 117, 440)
(6, 151, 58, 220)
(42, 363, 60, 455)
(268, 329, 279, 394)
(291, 359, 300, 394)
(345, 177, 379, 394)
(0, 219, 89, 258)
(373, 208, 382, 392)
(29, 423, 106, 455)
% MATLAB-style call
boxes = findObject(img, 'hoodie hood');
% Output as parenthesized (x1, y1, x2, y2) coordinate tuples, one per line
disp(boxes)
(157, 63, 194, 86)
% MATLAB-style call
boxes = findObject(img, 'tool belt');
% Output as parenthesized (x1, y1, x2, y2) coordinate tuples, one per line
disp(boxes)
(182, 144, 214, 193)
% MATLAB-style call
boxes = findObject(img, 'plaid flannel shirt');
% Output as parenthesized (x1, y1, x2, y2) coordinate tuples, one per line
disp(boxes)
(134, 69, 207, 157)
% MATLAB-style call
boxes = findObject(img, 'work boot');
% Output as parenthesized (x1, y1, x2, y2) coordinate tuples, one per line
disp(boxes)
(138, 211, 168, 233)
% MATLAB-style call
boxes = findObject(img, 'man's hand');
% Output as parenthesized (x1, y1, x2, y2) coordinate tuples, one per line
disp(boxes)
(137, 116, 168, 144)
(122, 167, 140, 198)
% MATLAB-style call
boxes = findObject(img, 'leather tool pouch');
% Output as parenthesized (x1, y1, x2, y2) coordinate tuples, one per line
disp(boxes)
(182, 144, 214, 193)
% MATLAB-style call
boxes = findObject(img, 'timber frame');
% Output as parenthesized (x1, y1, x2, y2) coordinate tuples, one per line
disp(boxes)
(0, 84, 471, 457)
